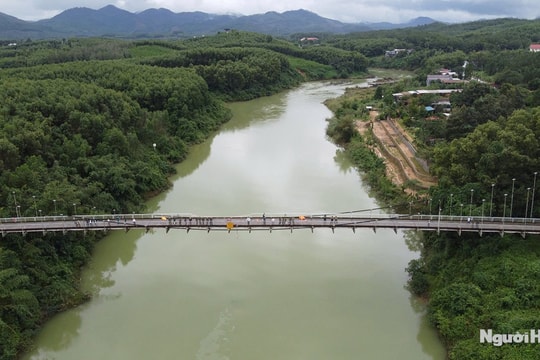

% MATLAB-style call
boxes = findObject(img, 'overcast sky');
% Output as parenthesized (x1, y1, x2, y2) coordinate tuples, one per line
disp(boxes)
(2, 0, 539, 24)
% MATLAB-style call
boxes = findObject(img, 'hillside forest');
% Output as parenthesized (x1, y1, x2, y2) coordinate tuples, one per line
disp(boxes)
(0, 18, 539, 359)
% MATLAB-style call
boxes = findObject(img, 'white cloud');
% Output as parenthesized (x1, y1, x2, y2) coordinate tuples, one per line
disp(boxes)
(0, 0, 538, 23)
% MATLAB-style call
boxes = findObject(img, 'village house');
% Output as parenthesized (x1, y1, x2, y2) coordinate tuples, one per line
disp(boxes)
(426, 68, 466, 86)
(392, 89, 462, 115)
(529, 44, 540, 52)
(426, 74, 454, 86)
(300, 37, 319, 43)
(392, 89, 462, 101)
(384, 48, 413, 57)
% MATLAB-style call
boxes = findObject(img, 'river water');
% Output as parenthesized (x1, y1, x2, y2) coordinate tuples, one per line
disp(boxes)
(22, 81, 445, 360)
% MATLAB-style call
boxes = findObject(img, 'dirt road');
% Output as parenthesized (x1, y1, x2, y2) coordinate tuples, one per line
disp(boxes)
(357, 111, 437, 191)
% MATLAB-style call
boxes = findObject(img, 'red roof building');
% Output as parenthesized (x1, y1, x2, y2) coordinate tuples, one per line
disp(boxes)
(529, 44, 540, 52)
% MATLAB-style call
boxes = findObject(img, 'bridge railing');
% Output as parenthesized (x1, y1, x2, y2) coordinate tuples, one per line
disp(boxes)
(0, 213, 537, 225)
(0, 213, 202, 224)
(408, 214, 538, 224)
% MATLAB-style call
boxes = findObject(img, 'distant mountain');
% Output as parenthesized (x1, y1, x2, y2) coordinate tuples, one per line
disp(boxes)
(226, 9, 372, 34)
(0, 12, 54, 39)
(0, 5, 438, 40)
(366, 16, 437, 30)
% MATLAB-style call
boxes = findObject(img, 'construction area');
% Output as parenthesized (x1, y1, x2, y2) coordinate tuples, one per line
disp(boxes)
(357, 111, 437, 192)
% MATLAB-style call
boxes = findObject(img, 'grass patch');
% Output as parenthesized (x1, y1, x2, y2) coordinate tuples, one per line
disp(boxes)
(287, 57, 339, 80)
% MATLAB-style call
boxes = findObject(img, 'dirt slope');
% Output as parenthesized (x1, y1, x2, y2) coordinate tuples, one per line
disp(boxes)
(357, 111, 437, 192)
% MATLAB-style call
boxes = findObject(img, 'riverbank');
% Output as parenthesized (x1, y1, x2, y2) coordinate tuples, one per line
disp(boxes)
(360, 110, 437, 192)
(325, 83, 435, 207)
(328, 74, 540, 360)
(21, 81, 446, 360)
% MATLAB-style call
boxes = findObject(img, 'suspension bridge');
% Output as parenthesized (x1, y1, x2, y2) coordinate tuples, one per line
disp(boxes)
(1, 211, 539, 238)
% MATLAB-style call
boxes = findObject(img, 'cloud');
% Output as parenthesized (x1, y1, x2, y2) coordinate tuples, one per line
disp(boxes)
(309, 0, 540, 23)
(1, 0, 539, 23)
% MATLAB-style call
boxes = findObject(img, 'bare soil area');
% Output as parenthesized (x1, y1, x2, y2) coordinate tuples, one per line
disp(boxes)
(357, 111, 437, 192)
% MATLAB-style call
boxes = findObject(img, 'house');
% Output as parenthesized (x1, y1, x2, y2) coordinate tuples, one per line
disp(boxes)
(392, 89, 462, 105)
(432, 100, 452, 113)
(426, 74, 454, 86)
(300, 37, 319, 42)
(299, 37, 320, 47)
(529, 44, 540, 52)
(438, 68, 459, 77)
(425, 67, 467, 86)
(384, 48, 412, 57)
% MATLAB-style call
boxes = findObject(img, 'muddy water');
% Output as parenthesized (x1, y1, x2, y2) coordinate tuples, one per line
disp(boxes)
(23, 81, 445, 360)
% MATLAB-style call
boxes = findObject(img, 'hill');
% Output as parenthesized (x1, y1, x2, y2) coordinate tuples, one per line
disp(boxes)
(0, 5, 437, 39)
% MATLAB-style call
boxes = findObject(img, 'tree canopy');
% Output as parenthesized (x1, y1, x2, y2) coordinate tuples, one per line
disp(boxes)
(322, 18, 540, 359)
(0, 30, 372, 359)
(2, 20, 540, 359)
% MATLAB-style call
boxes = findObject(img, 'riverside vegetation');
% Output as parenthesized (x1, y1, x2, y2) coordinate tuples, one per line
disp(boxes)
(325, 18, 540, 359)
(1, 18, 540, 359)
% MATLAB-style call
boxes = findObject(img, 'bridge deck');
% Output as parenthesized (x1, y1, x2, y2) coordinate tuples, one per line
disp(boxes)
(1, 214, 539, 237)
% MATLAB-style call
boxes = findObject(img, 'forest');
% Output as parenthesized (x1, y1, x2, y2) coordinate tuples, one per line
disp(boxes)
(1, 18, 540, 359)
(324, 18, 540, 359)
(0, 32, 365, 359)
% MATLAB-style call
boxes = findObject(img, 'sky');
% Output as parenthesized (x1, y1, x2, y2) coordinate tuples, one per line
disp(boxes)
(1, 0, 539, 24)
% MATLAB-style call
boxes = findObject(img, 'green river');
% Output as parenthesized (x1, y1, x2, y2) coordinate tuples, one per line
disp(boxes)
(22, 81, 446, 360)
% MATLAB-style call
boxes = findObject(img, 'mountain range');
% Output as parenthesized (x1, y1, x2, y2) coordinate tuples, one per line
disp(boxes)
(0, 5, 437, 40)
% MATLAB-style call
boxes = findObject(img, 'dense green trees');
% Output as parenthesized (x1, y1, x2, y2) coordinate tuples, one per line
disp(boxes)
(408, 85, 540, 359)
(325, 18, 540, 359)
(409, 232, 540, 359)
(144, 47, 300, 100)
(0, 31, 366, 359)
(0, 38, 132, 68)
(2, 19, 540, 359)
(138, 35, 368, 99)
(432, 107, 540, 193)
(0, 248, 40, 359)
(324, 19, 540, 357)
(0, 42, 223, 360)
(329, 86, 540, 358)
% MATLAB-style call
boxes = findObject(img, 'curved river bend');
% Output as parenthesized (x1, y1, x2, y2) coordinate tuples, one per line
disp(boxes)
(23, 81, 445, 360)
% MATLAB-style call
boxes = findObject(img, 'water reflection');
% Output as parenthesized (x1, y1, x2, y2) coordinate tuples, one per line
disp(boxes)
(170, 93, 288, 181)
(224, 93, 287, 131)
(81, 229, 140, 295)
(333, 149, 355, 174)
(404, 229, 424, 252)
(409, 295, 446, 359)
(26, 307, 83, 356)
